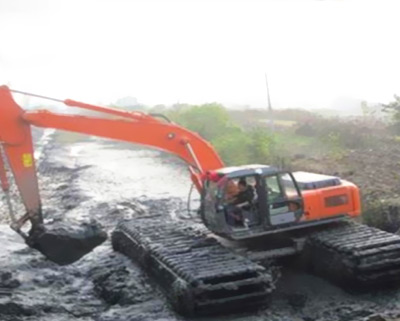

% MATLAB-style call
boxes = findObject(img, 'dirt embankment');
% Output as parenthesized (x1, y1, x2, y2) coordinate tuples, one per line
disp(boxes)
(290, 130, 400, 232)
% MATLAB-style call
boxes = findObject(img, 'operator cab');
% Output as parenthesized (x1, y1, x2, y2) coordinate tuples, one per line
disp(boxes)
(201, 165, 304, 240)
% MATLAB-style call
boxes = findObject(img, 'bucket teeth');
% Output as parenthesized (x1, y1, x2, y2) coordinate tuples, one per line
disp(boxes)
(112, 218, 275, 316)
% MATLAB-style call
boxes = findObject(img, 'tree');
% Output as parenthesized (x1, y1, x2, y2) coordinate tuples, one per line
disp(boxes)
(361, 101, 370, 117)
(170, 103, 236, 141)
(167, 103, 277, 166)
(382, 95, 400, 133)
(213, 130, 251, 165)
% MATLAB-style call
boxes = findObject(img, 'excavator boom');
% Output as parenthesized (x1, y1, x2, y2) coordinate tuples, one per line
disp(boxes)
(0, 87, 42, 231)
(0, 85, 223, 264)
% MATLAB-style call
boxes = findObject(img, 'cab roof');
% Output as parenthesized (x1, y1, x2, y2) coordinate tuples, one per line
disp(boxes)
(291, 171, 341, 190)
(215, 164, 281, 178)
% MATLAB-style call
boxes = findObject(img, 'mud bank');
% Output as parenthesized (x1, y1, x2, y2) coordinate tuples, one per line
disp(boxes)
(1, 132, 400, 320)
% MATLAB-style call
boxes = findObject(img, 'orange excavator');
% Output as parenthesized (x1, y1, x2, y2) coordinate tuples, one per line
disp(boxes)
(0, 85, 359, 251)
(1, 85, 400, 315)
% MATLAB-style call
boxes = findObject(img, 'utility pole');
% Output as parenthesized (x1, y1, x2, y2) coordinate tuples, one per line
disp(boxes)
(265, 72, 274, 130)
(265, 72, 272, 112)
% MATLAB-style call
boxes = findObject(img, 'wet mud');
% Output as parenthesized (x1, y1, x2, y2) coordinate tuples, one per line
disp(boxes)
(1, 131, 400, 320)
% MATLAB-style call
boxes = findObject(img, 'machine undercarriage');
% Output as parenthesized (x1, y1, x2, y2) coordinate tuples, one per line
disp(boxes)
(305, 221, 400, 289)
(112, 218, 276, 316)
(112, 218, 400, 315)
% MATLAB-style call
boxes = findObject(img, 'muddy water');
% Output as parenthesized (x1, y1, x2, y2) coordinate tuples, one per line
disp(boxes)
(1, 133, 400, 321)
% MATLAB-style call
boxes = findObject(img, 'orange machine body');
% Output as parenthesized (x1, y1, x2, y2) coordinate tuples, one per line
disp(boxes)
(301, 180, 361, 221)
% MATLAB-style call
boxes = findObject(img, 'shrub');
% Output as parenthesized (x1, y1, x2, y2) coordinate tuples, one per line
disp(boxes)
(168, 104, 277, 166)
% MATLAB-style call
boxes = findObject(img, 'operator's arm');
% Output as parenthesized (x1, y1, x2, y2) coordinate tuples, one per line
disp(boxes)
(232, 187, 254, 207)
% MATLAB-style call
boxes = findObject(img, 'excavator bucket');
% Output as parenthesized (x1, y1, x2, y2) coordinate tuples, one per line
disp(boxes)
(0, 86, 107, 265)
(26, 222, 107, 265)
(0, 150, 107, 265)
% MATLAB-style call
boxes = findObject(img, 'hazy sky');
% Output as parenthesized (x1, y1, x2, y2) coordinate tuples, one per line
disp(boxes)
(1, 0, 399, 109)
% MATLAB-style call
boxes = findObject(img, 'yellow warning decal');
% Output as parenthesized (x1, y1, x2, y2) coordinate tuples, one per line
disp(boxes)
(22, 153, 33, 168)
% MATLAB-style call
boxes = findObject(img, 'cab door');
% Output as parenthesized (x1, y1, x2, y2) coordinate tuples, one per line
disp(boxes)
(264, 173, 303, 227)
(201, 178, 227, 234)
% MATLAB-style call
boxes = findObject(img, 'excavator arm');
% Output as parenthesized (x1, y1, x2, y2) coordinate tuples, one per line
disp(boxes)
(0, 85, 224, 264)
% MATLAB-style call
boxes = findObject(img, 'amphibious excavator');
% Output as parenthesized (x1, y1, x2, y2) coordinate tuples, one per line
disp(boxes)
(1, 85, 400, 315)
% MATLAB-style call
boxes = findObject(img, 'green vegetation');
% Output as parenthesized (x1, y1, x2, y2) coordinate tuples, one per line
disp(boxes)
(167, 103, 234, 142)
(165, 104, 276, 166)
(162, 103, 378, 167)
(383, 95, 400, 134)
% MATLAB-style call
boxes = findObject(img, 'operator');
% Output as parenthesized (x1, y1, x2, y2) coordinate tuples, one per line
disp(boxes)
(233, 179, 254, 207)
(225, 180, 239, 202)
(226, 178, 254, 227)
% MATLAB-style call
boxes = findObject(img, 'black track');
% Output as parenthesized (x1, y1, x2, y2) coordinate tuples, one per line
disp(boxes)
(112, 218, 275, 316)
(305, 221, 400, 289)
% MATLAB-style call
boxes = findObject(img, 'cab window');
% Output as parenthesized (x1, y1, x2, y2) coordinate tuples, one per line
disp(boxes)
(264, 173, 301, 215)
(265, 175, 283, 202)
(203, 180, 223, 212)
(281, 173, 301, 199)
